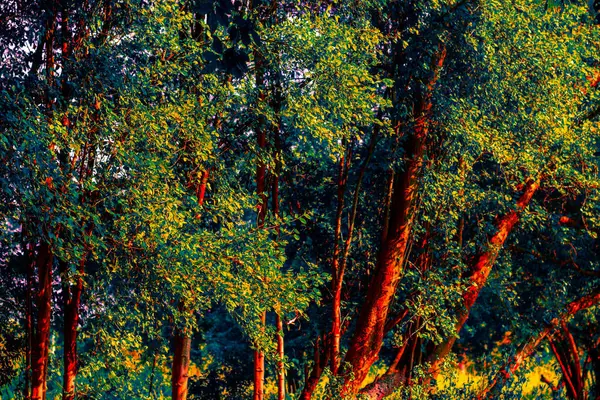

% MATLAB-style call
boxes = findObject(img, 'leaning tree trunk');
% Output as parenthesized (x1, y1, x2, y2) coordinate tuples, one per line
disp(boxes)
(480, 286, 600, 398)
(428, 178, 540, 375)
(360, 178, 539, 400)
(340, 46, 446, 396)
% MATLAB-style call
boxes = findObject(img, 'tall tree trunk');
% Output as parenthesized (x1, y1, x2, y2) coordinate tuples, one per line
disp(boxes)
(331, 128, 379, 376)
(33, 12, 56, 396)
(31, 243, 54, 400)
(253, 30, 268, 397)
(272, 122, 285, 400)
(24, 242, 35, 400)
(330, 147, 350, 376)
(341, 46, 446, 395)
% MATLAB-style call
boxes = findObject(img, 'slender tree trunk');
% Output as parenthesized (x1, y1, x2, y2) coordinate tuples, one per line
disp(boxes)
(330, 147, 349, 376)
(253, 34, 268, 398)
(31, 4, 56, 399)
(276, 314, 285, 400)
(61, 256, 84, 400)
(25, 243, 34, 400)
(171, 169, 209, 400)
(31, 243, 54, 400)
(331, 128, 379, 376)
(254, 311, 267, 400)
(341, 46, 446, 395)
(59, 10, 82, 397)
(272, 121, 285, 400)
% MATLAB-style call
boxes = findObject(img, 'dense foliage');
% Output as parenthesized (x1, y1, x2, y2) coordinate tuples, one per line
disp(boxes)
(1, 0, 599, 399)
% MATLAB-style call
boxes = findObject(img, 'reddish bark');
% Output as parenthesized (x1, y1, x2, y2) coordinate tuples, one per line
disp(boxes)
(300, 335, 329, 400)
(331, 130, 379, 377)
(331, 147, 350, 376)
(273, 129, 285, 400)
(171, 168, 209, 400)
(31, 243, 54, 400)
(361, 179, 539, 399)
(558, 322, 584, 399)
(61, 257, 84, 400)
(341, 46, 446, 395)
(253, 43, 268, 400)
(480, 286, 600, 398)
(171, 334, 191, 400)
(253, 311, 267, 400)
(25, 243, 34, 400)
(429, 178, 540, 375)
(196, 169, 210, 207)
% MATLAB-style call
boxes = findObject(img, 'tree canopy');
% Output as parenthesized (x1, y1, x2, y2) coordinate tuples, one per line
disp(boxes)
(1, 0, 600, 399)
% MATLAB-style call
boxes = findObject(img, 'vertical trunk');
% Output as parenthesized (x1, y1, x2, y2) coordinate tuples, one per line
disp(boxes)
(272, 122, 285, 400)
(171, 335, 191, 400)
(331, 128, 378, 376)
(59, 8, 82, 398)
(171, 168, 209, 400)
(253, 34, 268, 398)
(61, 257, 84, 400)
(276, 314, 285, 400)
(341, 47, 446, 395)
(196, 169, 209, 207)
(31, 243, 54, 400)
(253, 311, 267, 400)
(330, 148, 349, 376)
(33, 13, 57, 399)
(25, 243, 34, 400)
